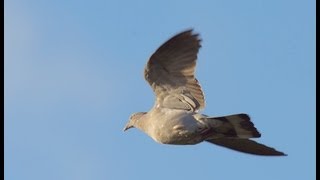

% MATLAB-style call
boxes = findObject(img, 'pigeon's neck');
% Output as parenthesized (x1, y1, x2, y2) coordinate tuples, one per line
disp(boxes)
(134, 113, 150, 132)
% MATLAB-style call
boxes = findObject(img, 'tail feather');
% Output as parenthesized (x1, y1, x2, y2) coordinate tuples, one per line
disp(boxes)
(208, 113, 261, 138)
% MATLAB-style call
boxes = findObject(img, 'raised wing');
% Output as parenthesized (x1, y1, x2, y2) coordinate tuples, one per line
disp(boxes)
(144, 29, 205, 111)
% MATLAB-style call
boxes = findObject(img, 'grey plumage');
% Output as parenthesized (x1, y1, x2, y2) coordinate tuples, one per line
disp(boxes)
(124, 29, 286, 156)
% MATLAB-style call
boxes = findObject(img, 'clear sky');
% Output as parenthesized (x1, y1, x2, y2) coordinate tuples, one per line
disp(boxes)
(5, 0, 315, 180)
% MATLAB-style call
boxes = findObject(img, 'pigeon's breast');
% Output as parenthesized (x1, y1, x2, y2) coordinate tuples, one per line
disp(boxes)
(150, 109, 203, 145)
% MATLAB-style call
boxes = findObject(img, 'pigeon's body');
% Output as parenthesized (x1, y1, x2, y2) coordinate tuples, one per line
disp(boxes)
(134, 108, 260, 145)
(135, 108, 202, 145)
(124, 29, 286, 156)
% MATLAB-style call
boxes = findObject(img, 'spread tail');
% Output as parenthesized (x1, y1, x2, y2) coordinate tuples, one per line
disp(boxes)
(207, 113, 261, 138)
(204, 114, 286, 156)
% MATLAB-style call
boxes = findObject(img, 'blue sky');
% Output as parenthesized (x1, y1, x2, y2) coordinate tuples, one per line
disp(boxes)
(5, 0, 315, 180)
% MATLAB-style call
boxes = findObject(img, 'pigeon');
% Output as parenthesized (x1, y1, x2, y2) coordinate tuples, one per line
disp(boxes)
(124, 29, 286, 156)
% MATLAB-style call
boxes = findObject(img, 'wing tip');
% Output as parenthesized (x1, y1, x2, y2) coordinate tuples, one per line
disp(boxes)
(175, 28, 201, 43)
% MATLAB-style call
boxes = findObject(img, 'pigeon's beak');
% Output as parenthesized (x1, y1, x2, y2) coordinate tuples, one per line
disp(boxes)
(123, 123, 133, 132)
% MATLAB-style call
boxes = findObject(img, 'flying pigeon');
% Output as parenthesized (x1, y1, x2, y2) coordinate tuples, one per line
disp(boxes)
(124, 29, 286, 156)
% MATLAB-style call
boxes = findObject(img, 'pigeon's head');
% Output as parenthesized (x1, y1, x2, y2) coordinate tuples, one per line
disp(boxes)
(123, 112, 147, 131)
